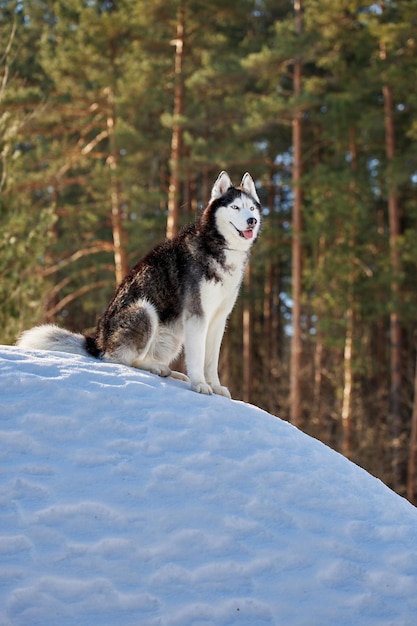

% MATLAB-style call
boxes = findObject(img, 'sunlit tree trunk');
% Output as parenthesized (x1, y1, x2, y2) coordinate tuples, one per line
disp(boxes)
(0, 15, 17, 192)
(341, 306, 354, 457)
(263, 174, 278, 409)
(407, 349, 417, 504)
(381, 42, 402, 489)
(263, 260, 273, 388)
(106, 87, 129, 285)
(312, 231, 326, 434)
(243, 264, 252, 403)
(290, 0, 303, 428)
(166, 3, 185, 239)
(313, 334, 323, 424)
(341, 128, 358, 459)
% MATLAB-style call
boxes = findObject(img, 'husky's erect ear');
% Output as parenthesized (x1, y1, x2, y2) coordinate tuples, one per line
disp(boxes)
(210, 171, 233, 201)
(240, 172, 260, 204)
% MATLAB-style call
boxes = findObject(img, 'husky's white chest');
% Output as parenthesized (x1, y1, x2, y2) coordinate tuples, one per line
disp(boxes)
(199, 251, 247, 318)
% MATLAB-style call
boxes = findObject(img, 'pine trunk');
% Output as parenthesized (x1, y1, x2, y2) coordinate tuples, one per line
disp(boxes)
(263, 261, 273, 387)
(243, 264, 252, 404)
(290, 0, 303, 428)
(106, 76, 128, 285)
(313, 334, 323, 431)
(341, 128, 358, 459)
(382, 77, 402, 489)
(341, 305, 354, 458)
(166, 4, 185, 240)
(407, 349, 417, 504)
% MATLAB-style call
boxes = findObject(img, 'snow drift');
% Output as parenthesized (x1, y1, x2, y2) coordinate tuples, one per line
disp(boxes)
(1, 345, 417, 626)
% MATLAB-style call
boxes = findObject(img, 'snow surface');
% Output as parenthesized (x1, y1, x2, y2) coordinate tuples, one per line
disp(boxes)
(1, 345, 417, 626)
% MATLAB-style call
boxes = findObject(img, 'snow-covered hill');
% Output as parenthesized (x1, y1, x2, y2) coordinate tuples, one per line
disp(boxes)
(1, 345, 417, 626)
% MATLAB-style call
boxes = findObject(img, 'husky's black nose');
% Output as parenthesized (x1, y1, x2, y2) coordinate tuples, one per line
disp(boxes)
(247, 217, 257, 228)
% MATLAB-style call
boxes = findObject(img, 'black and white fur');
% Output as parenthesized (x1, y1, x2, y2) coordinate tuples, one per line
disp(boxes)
(17, 171, 261, 398)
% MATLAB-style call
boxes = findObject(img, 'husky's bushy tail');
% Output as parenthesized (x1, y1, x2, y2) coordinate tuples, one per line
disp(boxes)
(17, 325, 89, 357)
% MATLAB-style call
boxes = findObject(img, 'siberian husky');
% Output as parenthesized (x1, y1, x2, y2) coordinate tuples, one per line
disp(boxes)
(17, 171, 261, 398)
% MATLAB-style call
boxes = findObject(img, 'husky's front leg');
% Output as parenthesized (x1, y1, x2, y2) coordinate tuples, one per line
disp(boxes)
(184, 316, 213, 395)
(204, 312, 231, 399)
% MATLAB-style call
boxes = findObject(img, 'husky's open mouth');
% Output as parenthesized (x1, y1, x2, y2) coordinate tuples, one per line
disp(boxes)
(229, 222, 255, 240)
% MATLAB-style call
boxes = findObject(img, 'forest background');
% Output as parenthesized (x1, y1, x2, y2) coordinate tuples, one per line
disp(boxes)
(1, 0, 417, 502)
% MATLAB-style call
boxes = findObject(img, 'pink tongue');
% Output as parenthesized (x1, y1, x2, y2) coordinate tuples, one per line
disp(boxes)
(243, 229, 254, 239)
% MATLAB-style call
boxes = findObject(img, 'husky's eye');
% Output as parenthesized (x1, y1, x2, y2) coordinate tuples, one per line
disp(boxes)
(250, 206, 255, 211)
(231, 205, 239, 211)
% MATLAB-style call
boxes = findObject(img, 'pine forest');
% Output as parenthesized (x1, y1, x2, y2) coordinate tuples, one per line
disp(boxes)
(1, 0, 417, 502)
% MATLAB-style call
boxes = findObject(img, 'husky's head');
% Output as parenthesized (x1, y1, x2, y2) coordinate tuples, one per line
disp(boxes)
(209, 171, 261, 250)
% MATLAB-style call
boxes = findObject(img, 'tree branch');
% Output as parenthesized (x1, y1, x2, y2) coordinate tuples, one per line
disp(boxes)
(41, 242, 114, 276)
(45, 280, 109, 318)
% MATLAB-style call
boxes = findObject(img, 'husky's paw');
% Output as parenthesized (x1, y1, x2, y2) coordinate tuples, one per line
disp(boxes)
(191, 382, 213, 395)
(211, 385, 232, 399)
(170, 370, 190, 382)
(149, 364, 172, 377)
